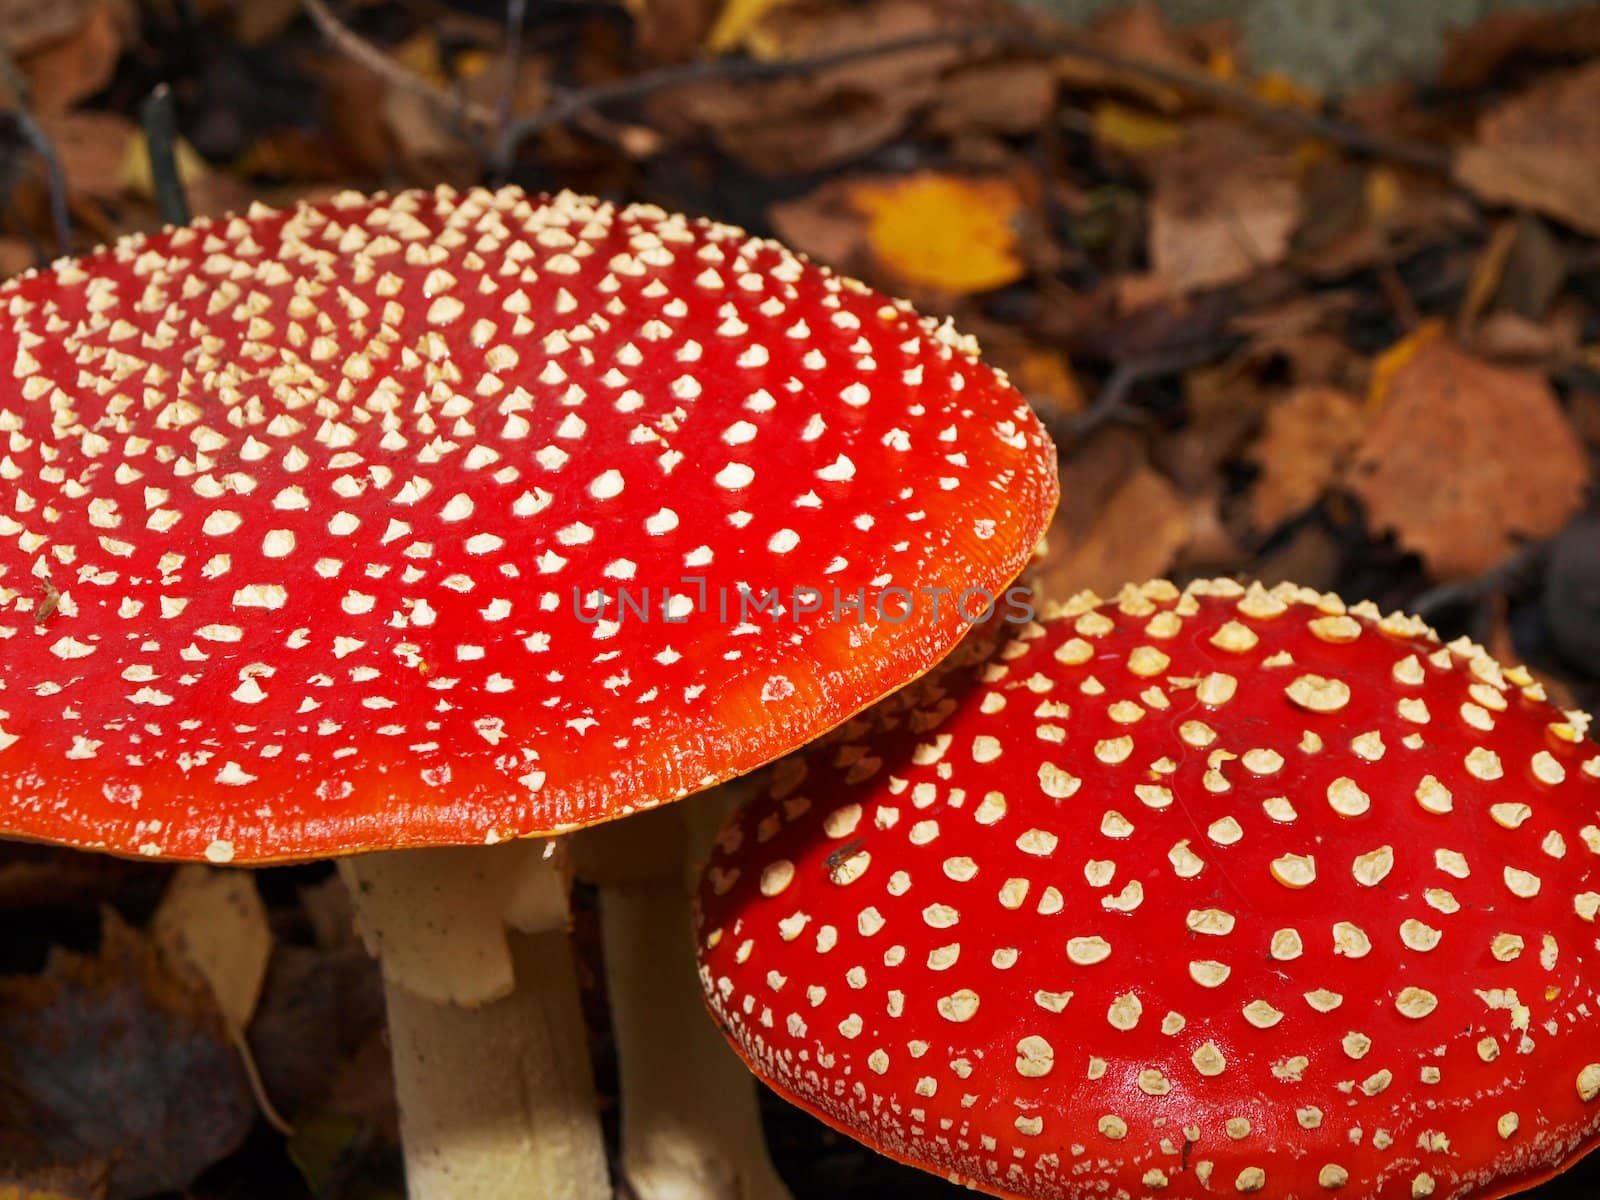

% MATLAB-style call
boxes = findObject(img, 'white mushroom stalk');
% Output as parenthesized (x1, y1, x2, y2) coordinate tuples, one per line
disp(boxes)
(341, 843, 607, 1200)
(576, 796, 790, 1200)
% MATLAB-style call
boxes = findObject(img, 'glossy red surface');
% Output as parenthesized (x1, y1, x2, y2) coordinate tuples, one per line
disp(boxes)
(696, 579, 1600, 1200)
(0, 186, 1057, 862)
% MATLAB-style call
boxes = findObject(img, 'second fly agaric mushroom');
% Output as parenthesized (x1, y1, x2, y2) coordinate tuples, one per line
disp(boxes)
(696, 577, 1600, 1200)
(0, 186, 1058, 1198)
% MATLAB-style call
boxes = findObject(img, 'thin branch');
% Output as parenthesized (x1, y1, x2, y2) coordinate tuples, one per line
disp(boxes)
(489, 0, 528, 180)
(1053, 335, 1244, 443)
(10, 111, 71, 256)
(140, 84, 190, 227)
(500, 25, 1453, 173)
(1, 44, 70, 256)
(301, 0, 495, 128)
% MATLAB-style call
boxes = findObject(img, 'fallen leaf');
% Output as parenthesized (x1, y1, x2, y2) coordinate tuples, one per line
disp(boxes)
(1494, 215, 1566, 320)
(1347, 338, 1591, 578)
(0, 1162, 105, 1200)
(1252, 70, 1321, 111)
(0, 0, 90, 57)
(768, 181, 868, 272)
(849, 173, 1027, 295)
(1456, 61, 1600, 238)
(926, 60, 1058, 138)
(248, 943, 388, 1121)
(151, 866, 271, 1033)
(1036, 462, 1192, 599)
(1147, 123, 1299, 293)
(0, 240, 37, 280)
(1158, 358, 1274, 491)
(1366, 319, 1445, 410)
(1439, 5, 1600, 90)
(1057, 3, 1199, 112)
(1456, 218, 1519, 336)
(1247, 385, 1366, 529)
(658, 0, 963, 175)
(1468, 310, 1564, 363)
(35, 111, 137, 203)
(705, 0, 792, 52)
(625, 0, 719, 61)
(17, 0, 123, 113)
(1091, 102, 1181, 155)
(0, 914, 255, 1199)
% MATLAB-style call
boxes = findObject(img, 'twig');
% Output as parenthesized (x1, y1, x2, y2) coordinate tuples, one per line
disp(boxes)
(497, 0, 530, 158)
(1054, 335, 1244, 443)
(140, 84, 190, 227)
(9, 111, 71, 256)
(0, 44, 70, 257)
(300, 0, 495, 129)
(500, 25, 1454, 173)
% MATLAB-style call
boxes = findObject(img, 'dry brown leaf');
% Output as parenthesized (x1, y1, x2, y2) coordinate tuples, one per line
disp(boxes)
(1347, 338, 1590, 578)
(1247, 385, 1366, 530)
(0, 240, 35, 281)
(151, 866, 272, 1033)
(248, 944, 387, 1123)
(35, 111, 137, 202)
(1456, 61, 1600, 238)
(1439, 4, 1600, 90)
(768, 182, 866, 272)
(656, 0, 963, 175)
(1147, 123, 1299, 293)
(0, 0, 90, 56)
(625, 0, 720, 61)
(1057, 3, 1198, 112)
(1468, 310, 1564, 363)
(926, 60, 1057, 138)
(1036, 464, 1191, 599)
(1157, 358, 1274, 492)
(0, 914, 254, 1198)
(18, 0, 123, 112)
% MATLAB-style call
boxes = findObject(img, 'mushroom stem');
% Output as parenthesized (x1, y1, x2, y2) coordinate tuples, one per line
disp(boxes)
(340, 842, 610, 1200)
(577, 800, 791, 1200)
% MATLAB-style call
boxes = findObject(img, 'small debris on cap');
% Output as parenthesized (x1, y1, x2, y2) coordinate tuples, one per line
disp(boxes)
(0, 186, 1057, 861)
(696, 578, 1600, 1200)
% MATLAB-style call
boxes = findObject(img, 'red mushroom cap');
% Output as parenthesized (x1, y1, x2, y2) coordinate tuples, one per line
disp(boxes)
(695, 578, 1600, 1200)
(0, 186, 1057, 863)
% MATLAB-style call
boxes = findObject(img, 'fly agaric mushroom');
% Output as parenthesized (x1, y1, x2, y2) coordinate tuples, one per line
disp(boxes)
(695, 577, 1600, 1200)
(0, 186, 1058, 1199)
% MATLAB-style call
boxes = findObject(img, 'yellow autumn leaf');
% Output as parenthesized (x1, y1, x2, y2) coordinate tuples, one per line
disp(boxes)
(706, 0, 793, 53)
(1092, 102, 1181, 154)
(848, 174, 1026, 295)
(1365, 165, 1405, 225)
(119, 133, 210, 201)
(1253, 71, 1322, 112)
(1207, 46, 1239, 82)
